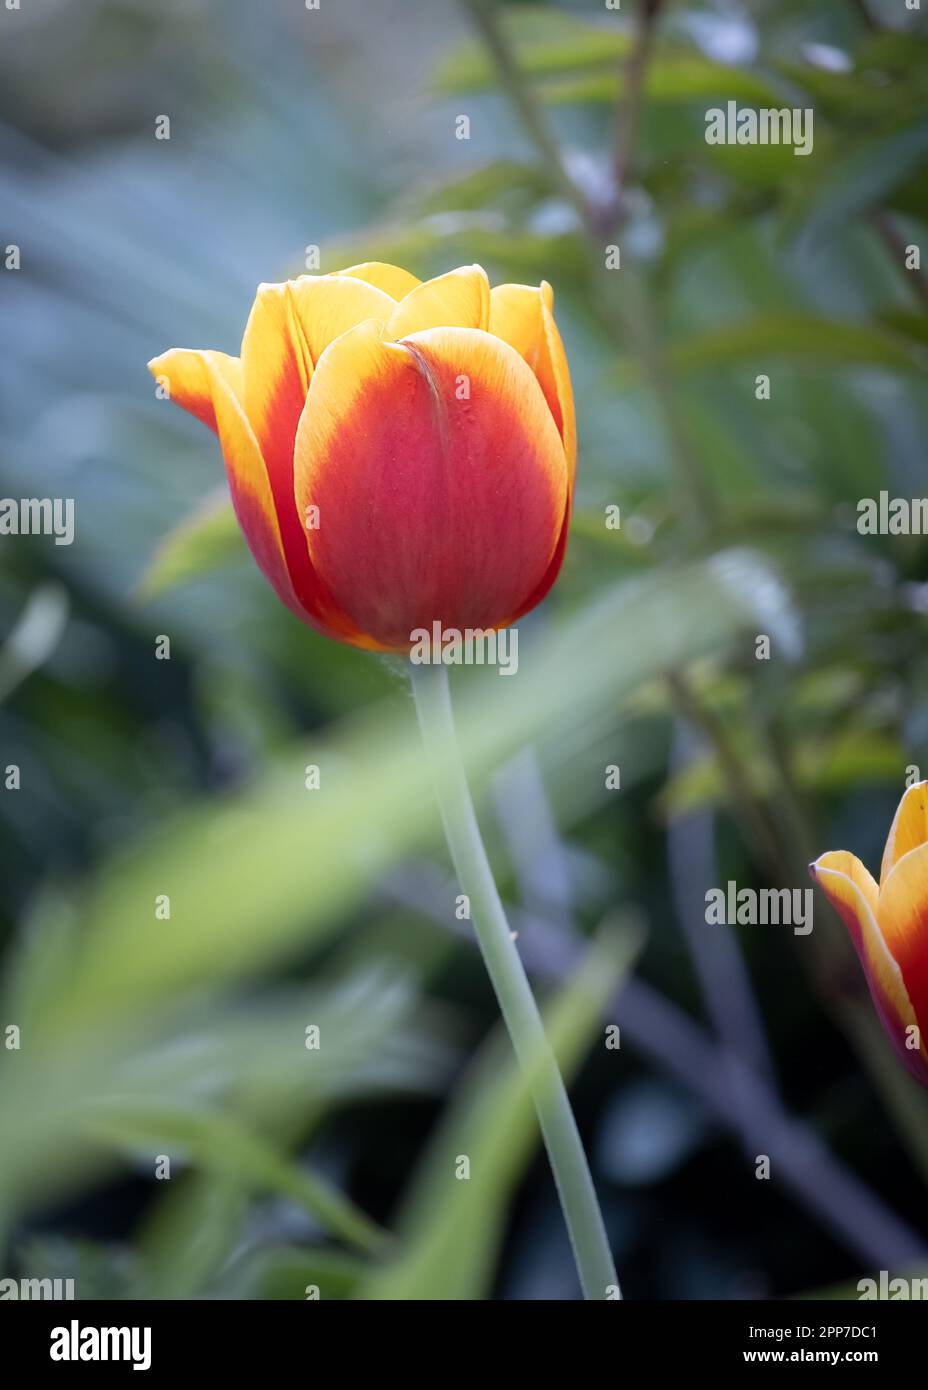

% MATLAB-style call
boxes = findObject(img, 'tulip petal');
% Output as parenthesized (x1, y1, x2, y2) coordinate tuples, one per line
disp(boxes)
(149, 348, 301, 618)
(489, 281, 577, 485)
(148, 347, 361, 643)
(387, 265, 490, 340)
(240, 277, 394, 500)
(508, 504, 572, 623)
(148, 347, 243, 434)
(239, 282, 313, 488)
(293, 320, 569, 650)
(811, 850, 928, 1085)
(238, 279, 394, 628)
(880, 780, 928, 886)
(289, 275, 396, 359)
(877, 843, 928, 1046)
(340, 261, 422, 300)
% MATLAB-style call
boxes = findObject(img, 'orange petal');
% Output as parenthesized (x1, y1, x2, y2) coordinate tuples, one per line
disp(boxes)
(238, 279, 394, 615)
(340, 261, 422, 300)
(289, 275, 396, 359)
(148, 347, 360, 643)
(508, 503, 572, 624)
(293, 320, 569, 650)
(388, 265, 490, 340)
(877, 843, 928, 1052)
(149, 348, 301, 618)
(239, 282, 312, 488)
(148, 348, 243, 433)
(880, 781, 928, 886)
(240, 277, 394, 497)
(489, 281, 577, 486)
(811, 850, 928, 1085)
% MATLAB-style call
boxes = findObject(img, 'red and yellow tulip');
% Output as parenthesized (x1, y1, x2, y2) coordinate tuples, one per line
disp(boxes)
(810, 783, 928, 1086)
(148, 262, 575, 651)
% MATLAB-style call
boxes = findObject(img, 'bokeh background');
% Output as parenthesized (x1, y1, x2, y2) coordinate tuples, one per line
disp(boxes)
(1, 0, 927, 1300)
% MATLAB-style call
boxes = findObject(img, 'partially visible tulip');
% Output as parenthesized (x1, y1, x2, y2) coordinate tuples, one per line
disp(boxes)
(810, 783, 928, 1087)
(148, 262, 575, 651)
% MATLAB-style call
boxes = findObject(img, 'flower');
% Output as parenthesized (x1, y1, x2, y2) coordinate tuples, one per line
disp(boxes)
(810, 782, 928, 1087)
(148, 262, 575, 652)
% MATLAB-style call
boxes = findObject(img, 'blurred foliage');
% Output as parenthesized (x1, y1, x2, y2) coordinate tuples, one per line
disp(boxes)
(1, 0, 927, 1300)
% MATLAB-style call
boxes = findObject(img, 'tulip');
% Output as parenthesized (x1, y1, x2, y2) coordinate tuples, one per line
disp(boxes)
(148, 262, 575, 651)
(147, 261, 618, 1300)
(810, 783, 928, 1087)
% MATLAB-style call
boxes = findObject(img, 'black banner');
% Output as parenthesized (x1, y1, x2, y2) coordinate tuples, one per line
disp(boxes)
(2, 1298, 924, 1376)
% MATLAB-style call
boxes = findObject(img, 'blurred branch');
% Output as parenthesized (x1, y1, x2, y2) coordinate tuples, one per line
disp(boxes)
(460, 0, 596, 235)
(667, 670, 788, 882)
(459, 0, 719, 537)
(870, 210, 928, 314)
(600, 0, 662, 236)
(757, 705, 818, 872)
(614, 977, 925, 1272)
(849, 0, 877, 30)
(668, 721, 778, 1098)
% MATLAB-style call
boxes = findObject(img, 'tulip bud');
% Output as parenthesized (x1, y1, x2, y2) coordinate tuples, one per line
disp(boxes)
(810, 782, 928, 1087)
(148, 262, 575, 652)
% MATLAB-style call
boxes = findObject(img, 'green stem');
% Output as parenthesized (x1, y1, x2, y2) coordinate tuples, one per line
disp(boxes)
(410, 662, 619, 1300)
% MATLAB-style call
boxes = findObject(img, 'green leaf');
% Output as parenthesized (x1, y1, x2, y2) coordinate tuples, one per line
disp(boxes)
(0, 975, 446, 1220)
(357, 927, 639, 1300)
(137, 486, 243, 600)
(668, 313, 927, 375)
(43, 550, 794, 1032)
(135, 1172, 248, 1300)
(781, 119, 928, 248)
(879, 310, 928, 348)
(413, 159, 555, 216)
(224, 1246, 367, 1300)
(82, 1101, 388, 1253)
(437, 6, 780, 106)
(775, 35, 928, 129)
(435, 6, 630, 94)
(0, 551, 794, 1221)
(536, 59, 783, 108)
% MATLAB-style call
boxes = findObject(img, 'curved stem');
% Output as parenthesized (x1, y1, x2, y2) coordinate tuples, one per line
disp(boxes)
(410, 662, 619, 1300)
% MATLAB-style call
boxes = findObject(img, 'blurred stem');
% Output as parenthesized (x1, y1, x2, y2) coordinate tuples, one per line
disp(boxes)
(411, 663, 619, 1300)
(850, 0, 877, 30)
(667, 671, 788, 883)
(870, 209, 928, 313)
(462, 0, 594, 234)
(605, 0, 662, 232)
(758, 710, 817, 872)
(460, 0, 716, 536)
